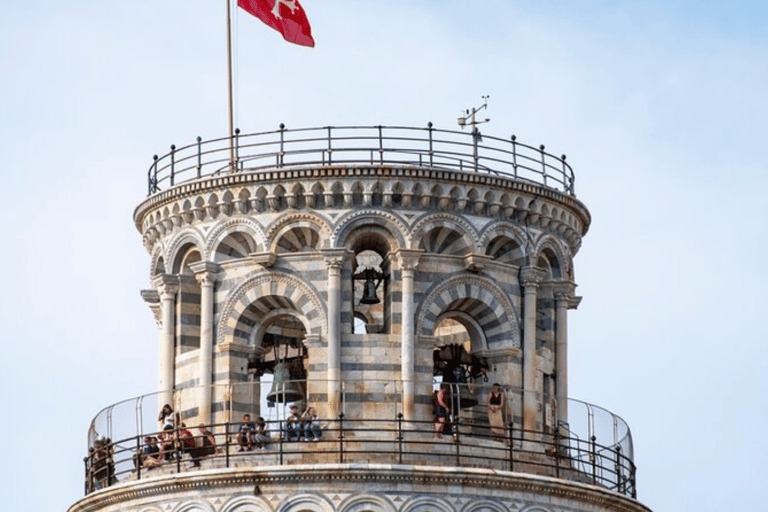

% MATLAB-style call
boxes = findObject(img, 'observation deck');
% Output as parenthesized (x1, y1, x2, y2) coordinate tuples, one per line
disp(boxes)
(80, 381, 637, 501)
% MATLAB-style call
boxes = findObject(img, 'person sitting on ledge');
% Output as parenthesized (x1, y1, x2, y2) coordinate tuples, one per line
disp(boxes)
(142, 436, 162, 469)
(301, 407, 322, 441)
(238, 414, 257, 451)
(253, 417, 271, 450)
(190, 424, 217, 466)
(178, 423, 197, 459)
(158, 404, 179, 431)
(285, 405, 302, 441)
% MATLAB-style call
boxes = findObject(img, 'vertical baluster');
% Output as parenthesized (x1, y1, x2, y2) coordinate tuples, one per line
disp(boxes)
(196, 137, 202, 179)
(169, 145, 176, 187)
(279, 123, 285, 167)
(234, 129, 241, 171)
(428, 122, 434, 167)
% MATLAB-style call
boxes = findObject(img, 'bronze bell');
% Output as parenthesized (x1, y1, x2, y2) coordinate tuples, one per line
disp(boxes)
(266, 361, 305, 403)
(360, 276, 381, 304)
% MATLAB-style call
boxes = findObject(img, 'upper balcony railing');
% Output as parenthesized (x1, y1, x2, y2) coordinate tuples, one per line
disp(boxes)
(146, 125, 576, 197)
(83, 380, 634, 499)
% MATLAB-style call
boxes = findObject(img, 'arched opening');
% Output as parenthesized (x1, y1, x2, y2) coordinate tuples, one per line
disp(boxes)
(347, 227, 393, 334)
(174, 244, 202, 353)
(248, 313, 308, 424)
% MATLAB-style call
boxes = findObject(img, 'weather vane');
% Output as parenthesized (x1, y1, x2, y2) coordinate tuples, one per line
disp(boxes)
(457, 95, 491, 138)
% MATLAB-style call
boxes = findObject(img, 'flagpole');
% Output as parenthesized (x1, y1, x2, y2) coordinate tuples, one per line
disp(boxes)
(226, 0, 235, 171)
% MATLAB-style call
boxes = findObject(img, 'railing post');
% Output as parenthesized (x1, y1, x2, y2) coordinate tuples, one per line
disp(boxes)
(427, 122, 434, 166)
(278, 418, 284, 465)
(561, 154, 569, 195)
(175, 426, 181, 473)
(196, 137, 202, 178)
(472, 128, 480, 172)
(397, 412, 404, 464)
(83, 456, 90, 496)
(453, 417, 461, 466)
(510, 136, 518, 177)
(169, 145, 176, 187)
(508, 422, 514, 472)
(338, 413, 345, 463)
(327, 126, 333, 165)
(553, 428, 560, 478)
(225, 421, 231, 468)
(539, 144, 548, 187)
(590, 435, 597, 484)
(615, 445, 623, 494)
(378, 125, 384, 164)
(278, 123, 285, 167)
(150, 155, 158, 195)
(136, 435, 142, 481)
(234, 128, 241, 171)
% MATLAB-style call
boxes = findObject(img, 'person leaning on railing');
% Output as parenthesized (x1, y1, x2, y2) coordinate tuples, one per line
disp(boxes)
(189, 424, 218, 466)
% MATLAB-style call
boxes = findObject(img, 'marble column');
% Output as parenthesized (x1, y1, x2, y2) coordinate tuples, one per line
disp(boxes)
(191, 261, 219, 425)
(153, 275, 179, 409)
(396, 249, 422, 422)
(323, 250, 346, 420)
(520, 266, 546, 433)
(553, 281, 580, 431)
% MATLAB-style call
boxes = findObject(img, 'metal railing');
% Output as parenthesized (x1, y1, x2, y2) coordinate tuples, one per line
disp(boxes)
(84, 416, 635, 499)
(146, 125, 576, 197)
(83, 381, 634, 498)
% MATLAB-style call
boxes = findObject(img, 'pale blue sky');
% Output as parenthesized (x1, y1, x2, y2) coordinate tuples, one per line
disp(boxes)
(1, 2, 767, 511)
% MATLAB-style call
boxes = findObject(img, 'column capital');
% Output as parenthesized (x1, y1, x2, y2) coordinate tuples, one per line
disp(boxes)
(394, 248, 424, 271)
(321, 249, 351, 270)
(520, 266, 547, 288)
(463, 253, 494, 272)
(152, 274, 179, 297)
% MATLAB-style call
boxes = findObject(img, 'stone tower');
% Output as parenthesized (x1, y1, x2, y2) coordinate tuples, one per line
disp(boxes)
(69, 125, 652, 512)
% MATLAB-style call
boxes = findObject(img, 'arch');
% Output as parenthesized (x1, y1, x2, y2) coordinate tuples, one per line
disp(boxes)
(171, 502, 215, 512)
(166, 228, 205, 272)
(221, 495, 273, 512)
(435, 310, 487, 352)
(332, 209, 408, 252)
(217, 271, 327, 345)
(205, 218, 266, 259)
(267, 213, 332, 253)
(408, 213, 479, 252)
(532, 234, 569, 280)
(339, 494, 396, 512)
(215, 231, 259, 262)
(417, 274, 520, 349)
(400, 496, 455, 512)
(275, 493, 335, 512)
(459, 501, 508, 512)
(149, 244, 166, 279)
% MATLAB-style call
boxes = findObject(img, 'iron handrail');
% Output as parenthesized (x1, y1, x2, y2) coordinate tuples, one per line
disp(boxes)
(83, 416, 636, 499)
(146, 125, 576, 197)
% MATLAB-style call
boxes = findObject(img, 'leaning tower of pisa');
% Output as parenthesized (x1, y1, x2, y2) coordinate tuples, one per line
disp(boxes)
(69, 124, 652, 512)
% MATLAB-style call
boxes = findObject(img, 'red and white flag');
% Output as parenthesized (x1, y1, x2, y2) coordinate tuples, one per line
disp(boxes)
(238, 0, 315, 47)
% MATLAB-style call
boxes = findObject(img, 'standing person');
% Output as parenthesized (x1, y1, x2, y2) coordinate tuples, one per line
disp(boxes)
(285, 405, 301, 441)
(302, 407, 322, 441)
(434, 384, 450, 438)
(487, 383, 507, 440)
(238, 414, 256, 451)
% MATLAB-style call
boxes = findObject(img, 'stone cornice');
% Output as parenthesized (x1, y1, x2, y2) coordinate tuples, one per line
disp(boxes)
(68, 464, 651, 512)
(134, 165, 590, 239)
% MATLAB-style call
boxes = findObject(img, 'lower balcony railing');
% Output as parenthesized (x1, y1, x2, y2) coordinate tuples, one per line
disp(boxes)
(84, 415, 636, 499)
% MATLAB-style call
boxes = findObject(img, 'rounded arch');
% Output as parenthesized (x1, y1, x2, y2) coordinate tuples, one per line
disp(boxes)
(459, 501, 508, 512)
(417, 275, 520, 349)
(338, 494, 397, 512)
(221, 495, 273, 512)
(408, 212, 479, 253)
(275, 493, 335, 512)
(479, 221, 529, 261)
(435, 310, 487, 352)
(170, 501, 215, 512)
(205, 218, 266, 259)
(331, 209, 408, 252)
(400, 496, 455, 512)
(532, 234, 569, 280)
(267, 213, 332, 254)
(214, 231, 260, 262)
(149, 244, 166, 279)
(217, 271, 327, 345)
(166, 228, 205, 272)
